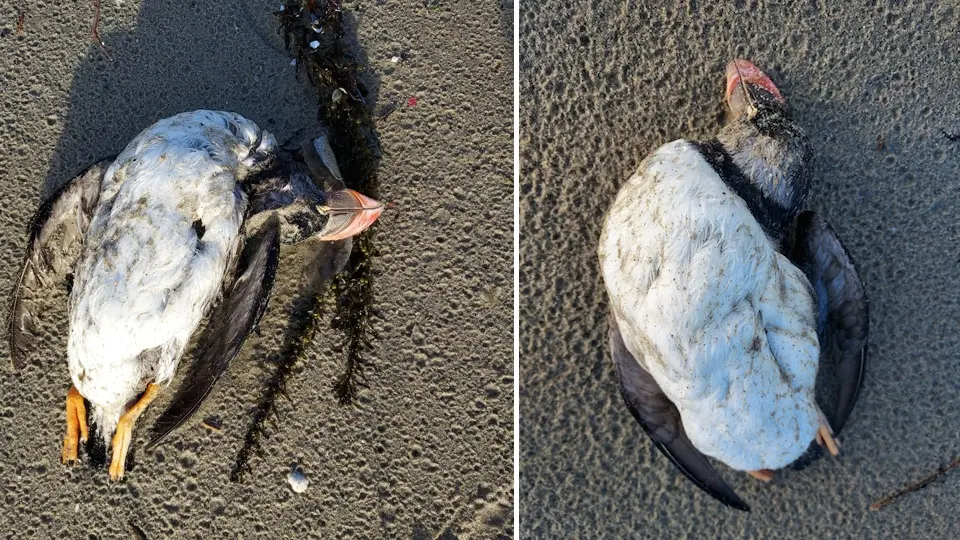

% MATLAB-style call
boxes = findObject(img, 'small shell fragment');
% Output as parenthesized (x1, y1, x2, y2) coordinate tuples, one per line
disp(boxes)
(201, 415, 223, 431)
(310, 40, 320, 49)
(287, 467, 309, 493)
(390, 56, 400, 63)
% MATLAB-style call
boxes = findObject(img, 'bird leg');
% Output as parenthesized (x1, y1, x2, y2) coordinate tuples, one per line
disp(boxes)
(746, 409, 840, 482)
(747, 469, 775, 482)
(108, 382, 161, 481)
(815, 407, 841, 456)
(61, 385, 89, 464)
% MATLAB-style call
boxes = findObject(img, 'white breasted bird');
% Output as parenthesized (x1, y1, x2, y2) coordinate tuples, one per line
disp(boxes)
(598, 60, 868, 511)
(7, 110, 383, 480)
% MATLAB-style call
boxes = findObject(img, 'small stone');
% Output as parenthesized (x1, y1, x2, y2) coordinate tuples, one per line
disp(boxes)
(290, 58, 297, 66)
(310, 40, 320, 49)
(390, 56, 400, 63)
(279, 4, 285, 11)
(287, 467, 309, 493)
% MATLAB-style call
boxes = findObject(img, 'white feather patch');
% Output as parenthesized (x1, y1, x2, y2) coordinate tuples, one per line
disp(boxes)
(67, 111, 275, 440)
(599, 139, 820, 471)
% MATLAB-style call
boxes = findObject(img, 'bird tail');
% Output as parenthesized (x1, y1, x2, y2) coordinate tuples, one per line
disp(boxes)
(83, 403, 119, 470)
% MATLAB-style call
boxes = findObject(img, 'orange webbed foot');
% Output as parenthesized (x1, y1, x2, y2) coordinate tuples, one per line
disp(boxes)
(62, 385, 88, 464)
(108, 382, 161, 481)
(747, 469, 775, 482)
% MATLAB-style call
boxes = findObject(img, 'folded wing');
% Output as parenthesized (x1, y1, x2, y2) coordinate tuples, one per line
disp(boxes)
(6, 158, 113, 368)
(147, 216, 282, 447)
(790, 211, 868, 434)
(609, 314, 750, 512)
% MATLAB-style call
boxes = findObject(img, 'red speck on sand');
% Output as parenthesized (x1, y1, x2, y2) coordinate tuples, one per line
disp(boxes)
(407, 96, 418, 107)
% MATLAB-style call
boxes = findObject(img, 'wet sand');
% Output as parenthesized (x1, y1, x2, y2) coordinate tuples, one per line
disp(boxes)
(0, 1, 513, 538)
(521, 1, 959, 538)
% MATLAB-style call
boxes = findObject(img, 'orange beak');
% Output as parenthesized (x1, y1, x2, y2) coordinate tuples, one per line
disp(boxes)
(317, 189, 383, 241)
(725, 58, 784, 106)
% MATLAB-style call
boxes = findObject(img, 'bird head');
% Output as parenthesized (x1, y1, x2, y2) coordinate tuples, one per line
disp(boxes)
(243, 131, 383, 244)
(717, 59, 812, 235)
(724, 58, 787, 121)
(300, 131, 383, 241)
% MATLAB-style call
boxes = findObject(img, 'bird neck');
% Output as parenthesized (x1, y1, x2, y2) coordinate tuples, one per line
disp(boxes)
(244, 159, 324, 216)
(692, 138, 800, 242)
(704, 113, 812, 240)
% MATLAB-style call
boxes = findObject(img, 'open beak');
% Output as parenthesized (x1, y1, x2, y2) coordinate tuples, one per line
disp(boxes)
(725, 59, 785, 114)
(316, 189, 384, 241)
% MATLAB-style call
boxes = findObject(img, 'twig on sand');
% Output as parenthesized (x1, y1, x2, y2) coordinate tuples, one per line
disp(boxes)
(869, 456, 960, 511)
(16, 10, 24, 34)
(129, 520, 148, 540)
(90, 0, 113, 60)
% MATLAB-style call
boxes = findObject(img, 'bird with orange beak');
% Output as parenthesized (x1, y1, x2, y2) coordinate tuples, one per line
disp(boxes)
(598, 61, 868, 510)
(7, 110, 382, 480)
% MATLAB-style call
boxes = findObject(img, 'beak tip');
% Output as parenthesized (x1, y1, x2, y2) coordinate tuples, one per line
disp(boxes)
(316, 189, 384, 241)
(724, 58, 784, 105)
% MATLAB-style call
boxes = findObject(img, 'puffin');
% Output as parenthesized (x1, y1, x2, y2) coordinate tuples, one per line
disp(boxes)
(6, 110, 383, 480)
(597, 60, 868, 511)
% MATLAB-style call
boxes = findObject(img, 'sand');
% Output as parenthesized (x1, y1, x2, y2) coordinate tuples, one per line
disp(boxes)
(521, 1, 960, 538)
(0, 1, 513, 538)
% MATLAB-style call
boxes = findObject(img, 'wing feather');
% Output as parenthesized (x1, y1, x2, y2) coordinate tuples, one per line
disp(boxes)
(147, 217, 281, 447)
(6, 158, 112, 368)
(609, 314, 750, 512)
(790, 211, 868, 433)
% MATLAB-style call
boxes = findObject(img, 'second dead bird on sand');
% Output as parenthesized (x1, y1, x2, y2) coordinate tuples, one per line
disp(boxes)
(7, 110, 383, 480)
(598, 60, 869, 511)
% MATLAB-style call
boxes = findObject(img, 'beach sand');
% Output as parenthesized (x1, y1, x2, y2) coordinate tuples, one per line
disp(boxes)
(521, 1, 959, 538)
(0, 1, 513, 538)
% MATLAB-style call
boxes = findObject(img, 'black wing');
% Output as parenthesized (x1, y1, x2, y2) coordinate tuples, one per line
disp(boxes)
(791, 211, 869, 434)
(609, 314, 750, 512)
(6, 158, 112, 368)
(147, 216, 282, 447)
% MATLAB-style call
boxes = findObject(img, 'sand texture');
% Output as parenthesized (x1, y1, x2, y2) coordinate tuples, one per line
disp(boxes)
(521, 1, 959, 538)
(0, 1, 513, 538)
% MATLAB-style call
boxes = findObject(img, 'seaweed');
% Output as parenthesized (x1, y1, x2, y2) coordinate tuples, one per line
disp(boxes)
(231, 0, 382, 482)
(329, 233, 379, 404)
(90, 0, 112, 60)
(231, 292, 331, 482)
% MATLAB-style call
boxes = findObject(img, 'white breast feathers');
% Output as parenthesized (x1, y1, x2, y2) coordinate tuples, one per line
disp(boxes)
(67, 111, 274, 412)
(598, 139, 821, 471)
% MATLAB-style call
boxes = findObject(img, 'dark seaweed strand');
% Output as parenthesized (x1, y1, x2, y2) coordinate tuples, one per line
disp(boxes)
(277, 0, 382, 400)
(231, 0, 382, 481)
(230, 293, 331, 482)
(329, 231, 380, 404)
(869, 456, 960, 510)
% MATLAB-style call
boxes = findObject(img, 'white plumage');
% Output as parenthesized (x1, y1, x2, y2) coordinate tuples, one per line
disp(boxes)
(67, 110, 275, 440)
(598, 139, 821, 471)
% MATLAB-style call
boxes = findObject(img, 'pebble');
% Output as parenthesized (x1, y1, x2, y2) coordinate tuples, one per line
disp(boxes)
(287, 467, 309, 493)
